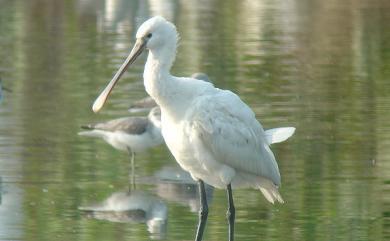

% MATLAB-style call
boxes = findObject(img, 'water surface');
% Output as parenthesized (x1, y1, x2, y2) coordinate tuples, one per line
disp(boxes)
(0, 0, 389, 240)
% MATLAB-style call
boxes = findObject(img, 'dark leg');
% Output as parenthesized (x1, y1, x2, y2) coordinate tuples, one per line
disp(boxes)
(126, 148, 135, 191)
(226, 184, 235, 241)
(195, 179, 208, 241)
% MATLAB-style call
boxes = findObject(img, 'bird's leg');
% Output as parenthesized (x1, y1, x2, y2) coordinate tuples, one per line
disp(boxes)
(195, 179, 208, 241)
(126, 147, 135, 192)
(226, 184, 235, 241)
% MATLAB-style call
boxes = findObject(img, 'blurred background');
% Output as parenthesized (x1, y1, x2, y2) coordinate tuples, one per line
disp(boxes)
(0, 0, 389, 240)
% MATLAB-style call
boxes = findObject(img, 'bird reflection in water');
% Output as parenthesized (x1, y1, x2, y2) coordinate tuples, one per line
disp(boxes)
(154, 166, 214, 213)
(79, 191, 167, 240)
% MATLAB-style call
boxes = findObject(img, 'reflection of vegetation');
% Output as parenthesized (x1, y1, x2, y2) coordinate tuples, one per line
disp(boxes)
(0, 0, 388, 240)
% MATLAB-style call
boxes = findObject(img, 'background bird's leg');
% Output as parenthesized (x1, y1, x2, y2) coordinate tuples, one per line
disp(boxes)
(126, 147, 135, 192)
(226, 184, 235, 241)
(195, 179, 208, 241)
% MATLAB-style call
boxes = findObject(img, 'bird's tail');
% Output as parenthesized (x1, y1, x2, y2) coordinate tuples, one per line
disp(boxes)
(265, 127, 295, 145)
(257, 178, 284, 204)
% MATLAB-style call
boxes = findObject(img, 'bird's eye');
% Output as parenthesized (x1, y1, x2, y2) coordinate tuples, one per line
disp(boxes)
(147, 33, 152, 38)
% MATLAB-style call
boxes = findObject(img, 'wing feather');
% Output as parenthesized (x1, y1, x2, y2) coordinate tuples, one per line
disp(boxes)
(85, 117, 148, 135)
(185, 90, 281, 186)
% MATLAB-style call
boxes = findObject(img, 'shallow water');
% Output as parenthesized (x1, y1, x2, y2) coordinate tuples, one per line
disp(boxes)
(0, 0, 389, 240)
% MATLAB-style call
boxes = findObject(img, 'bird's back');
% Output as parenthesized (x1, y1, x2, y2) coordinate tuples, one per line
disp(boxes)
(82, 117, 149, 135)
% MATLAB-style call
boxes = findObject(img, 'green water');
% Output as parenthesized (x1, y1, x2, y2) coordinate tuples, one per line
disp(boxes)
(0, 0, 389, 240)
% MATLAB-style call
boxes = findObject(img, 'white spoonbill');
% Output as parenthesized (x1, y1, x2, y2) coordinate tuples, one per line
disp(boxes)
(92, 16, 295, 241)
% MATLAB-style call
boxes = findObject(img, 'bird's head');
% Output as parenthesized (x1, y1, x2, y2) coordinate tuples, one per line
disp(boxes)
(92, 16, 178, 113)
(136, 16, 178, 51)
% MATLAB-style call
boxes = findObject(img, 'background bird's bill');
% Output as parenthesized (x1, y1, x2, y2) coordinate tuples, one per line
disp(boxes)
(92, 38, 147, 113)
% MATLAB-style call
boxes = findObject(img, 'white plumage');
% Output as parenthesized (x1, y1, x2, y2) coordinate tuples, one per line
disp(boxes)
(92, 16, 295, 241)
(163, 87, 284, 202)
(265, 127, 296, 145)
(128, 72, 211, 113)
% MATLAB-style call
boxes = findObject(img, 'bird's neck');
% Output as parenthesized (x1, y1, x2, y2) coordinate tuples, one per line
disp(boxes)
(144, 51, 169, 96)
(143, 47, 178, 103)
(143, 50, 194, 121)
